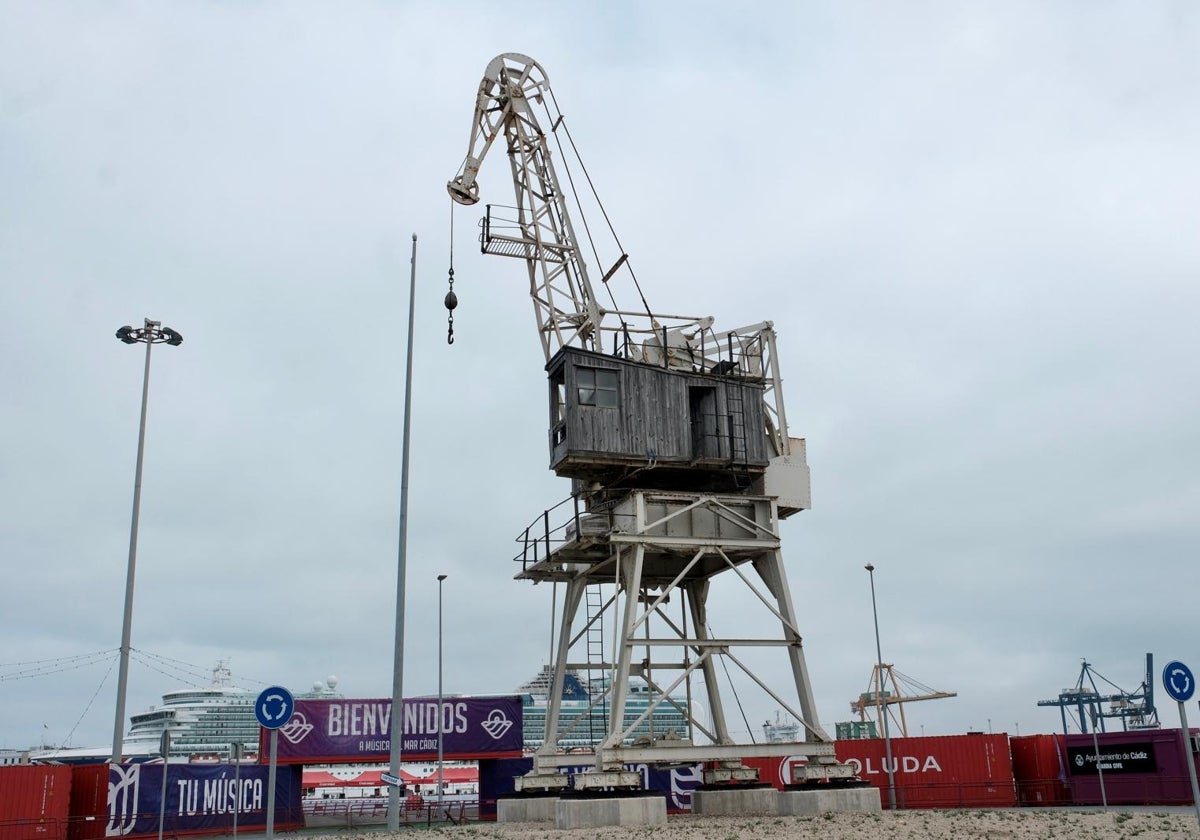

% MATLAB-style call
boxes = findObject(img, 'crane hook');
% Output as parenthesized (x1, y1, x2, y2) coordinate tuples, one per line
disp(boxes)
(445, 266, 457, 345)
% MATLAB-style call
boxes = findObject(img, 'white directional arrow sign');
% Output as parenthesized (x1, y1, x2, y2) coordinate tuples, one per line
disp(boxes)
(1164, 661, 1195, 703)
(255, 686, 295, 729)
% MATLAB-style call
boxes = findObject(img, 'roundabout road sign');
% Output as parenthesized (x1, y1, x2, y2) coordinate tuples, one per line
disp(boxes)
(255, 686, 295, 730)
(1163, 661, 1195, 703)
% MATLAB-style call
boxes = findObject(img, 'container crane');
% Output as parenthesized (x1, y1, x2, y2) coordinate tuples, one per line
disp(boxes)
(848, 663, 957, 738)
(1037, 654, 1159, 736)
(446, 53, 847, 794)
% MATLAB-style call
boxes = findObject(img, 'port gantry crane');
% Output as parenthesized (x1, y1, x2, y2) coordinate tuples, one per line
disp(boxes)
(1037, 655, 1159, 736)
(447, 53, 849, 793)
(849, 664, 958, 738)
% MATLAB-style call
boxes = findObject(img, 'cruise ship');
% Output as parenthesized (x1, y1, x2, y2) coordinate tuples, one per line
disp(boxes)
(31, 661, 340, 763)
(31, 661, 690, 763)
(518, 665, 692, 750)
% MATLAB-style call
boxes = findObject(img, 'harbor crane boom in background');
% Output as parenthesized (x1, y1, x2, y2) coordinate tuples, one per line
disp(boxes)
(1037, 654, 1159, 736)
(446, 53, 848, 795)
(850, 663, 958, 739)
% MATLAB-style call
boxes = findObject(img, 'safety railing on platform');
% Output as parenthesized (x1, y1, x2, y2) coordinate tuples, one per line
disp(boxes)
(512, 493, 642, 571)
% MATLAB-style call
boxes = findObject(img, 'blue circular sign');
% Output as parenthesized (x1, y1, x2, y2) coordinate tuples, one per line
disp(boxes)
(1163, 661, 1195, 703)
(255, 686, 295, 729)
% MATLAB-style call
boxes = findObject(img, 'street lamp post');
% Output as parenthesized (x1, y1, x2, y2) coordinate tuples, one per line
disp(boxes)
(437, 573, 448, 812)
(865, 563, 896, 810)
(112, 318, 182, 763)
(388, 235, 418, 831)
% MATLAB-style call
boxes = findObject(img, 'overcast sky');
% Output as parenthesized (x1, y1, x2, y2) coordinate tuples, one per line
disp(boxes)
(3, 1, 1198, 754)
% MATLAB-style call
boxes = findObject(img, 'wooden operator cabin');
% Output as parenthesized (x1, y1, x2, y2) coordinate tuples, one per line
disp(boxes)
(548, 346, 774, 494)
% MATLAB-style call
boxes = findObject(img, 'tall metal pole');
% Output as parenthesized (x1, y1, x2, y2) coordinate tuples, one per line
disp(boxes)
(865, 564, 896, 810)
(231, 742, 242, 838)
(157, 731, 170, 840)
(265, 729, 278, 840)
(112, 318, 181, 763)
(1090, 711, 1108, 808)
(388, 235, 418, 831)
(1178, 702, 1200, 830)
(437, 573, 447, 813)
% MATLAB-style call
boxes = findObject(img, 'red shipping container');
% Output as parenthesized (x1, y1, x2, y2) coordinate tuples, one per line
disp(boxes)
(0, 765, 72, 840)
(1009, 733, 1070, 806)
(65, 765, 108, 840)
(835, 734, 1017, 809)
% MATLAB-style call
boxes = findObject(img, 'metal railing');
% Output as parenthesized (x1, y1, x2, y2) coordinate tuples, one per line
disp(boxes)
(512, 493, 643, 571)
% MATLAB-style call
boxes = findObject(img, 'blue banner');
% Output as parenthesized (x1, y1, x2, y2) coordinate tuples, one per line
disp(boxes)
(107, 763, 302, 838)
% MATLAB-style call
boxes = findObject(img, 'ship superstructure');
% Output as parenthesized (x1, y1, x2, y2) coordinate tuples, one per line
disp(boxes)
(518, 665, 691, 751)
(30, 662, 340, 763)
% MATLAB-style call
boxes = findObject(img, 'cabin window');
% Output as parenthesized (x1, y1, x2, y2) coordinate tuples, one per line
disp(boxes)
(577, 367, 619, 408)
(554, 380, 566, 425)
(550, 371, 568, 446)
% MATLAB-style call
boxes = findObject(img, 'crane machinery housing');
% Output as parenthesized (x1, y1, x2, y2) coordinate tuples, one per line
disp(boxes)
(447, 53, 845, 794)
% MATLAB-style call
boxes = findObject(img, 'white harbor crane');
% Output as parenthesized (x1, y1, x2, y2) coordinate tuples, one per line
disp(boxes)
(446, 53, 848, 794)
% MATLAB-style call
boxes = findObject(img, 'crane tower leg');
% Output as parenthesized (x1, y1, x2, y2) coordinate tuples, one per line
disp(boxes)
(685, 579, 734, 744)
(752, 550, 829, 742)
(600, 545, 645, 757)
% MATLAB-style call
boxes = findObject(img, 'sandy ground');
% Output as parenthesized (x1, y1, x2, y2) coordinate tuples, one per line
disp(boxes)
(327, 809, 1200, 839)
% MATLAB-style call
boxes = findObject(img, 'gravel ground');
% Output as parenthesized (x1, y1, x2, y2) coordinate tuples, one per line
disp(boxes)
(317, 809, 1199, 839)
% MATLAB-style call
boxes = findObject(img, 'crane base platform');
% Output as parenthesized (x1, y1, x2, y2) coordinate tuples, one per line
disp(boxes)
(777, 786, 882, 816)
(555, 795, 667, 830)
(691, 786, 778, 815)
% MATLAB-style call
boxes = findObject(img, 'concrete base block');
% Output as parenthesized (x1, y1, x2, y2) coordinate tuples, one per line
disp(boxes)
(691, 787, 778, 816)
(555, 796, 667, 829)
(497, 796, 559, 822)
(776, 787, 882, 816)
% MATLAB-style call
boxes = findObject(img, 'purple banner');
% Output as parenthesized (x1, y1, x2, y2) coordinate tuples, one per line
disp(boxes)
(107, 763, 302, 838)
(266, 695, 523, 764)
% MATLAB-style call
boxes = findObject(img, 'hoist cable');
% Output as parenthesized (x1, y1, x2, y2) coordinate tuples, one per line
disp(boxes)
(709, 623, 756, 745)
(549, 88, 654, 324)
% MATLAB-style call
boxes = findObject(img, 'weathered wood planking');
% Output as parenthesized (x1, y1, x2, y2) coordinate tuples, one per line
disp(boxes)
(547, 347, 770, 487)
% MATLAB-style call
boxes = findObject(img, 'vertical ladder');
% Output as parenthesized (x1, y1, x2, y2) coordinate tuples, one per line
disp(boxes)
(725, 382, 750, 484)
(584, 584, 606, 747)
(719, 332, 751, 486)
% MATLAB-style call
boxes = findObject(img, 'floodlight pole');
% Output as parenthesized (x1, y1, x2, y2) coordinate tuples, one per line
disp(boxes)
(388, 235, 418, 830)
(865, 563, 896, 810)
(112, 318, 182, 764)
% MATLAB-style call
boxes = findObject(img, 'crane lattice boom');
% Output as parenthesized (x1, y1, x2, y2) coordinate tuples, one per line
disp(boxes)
(850, 664, 957, 738)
